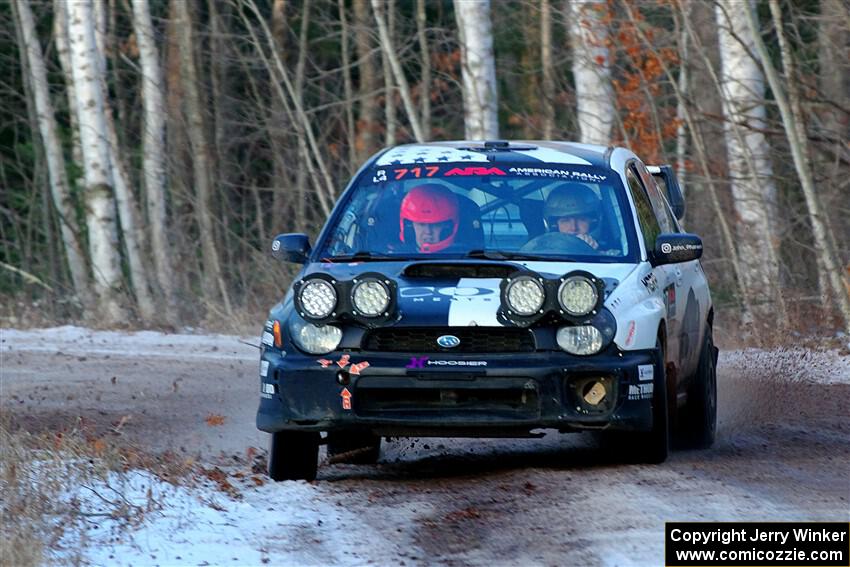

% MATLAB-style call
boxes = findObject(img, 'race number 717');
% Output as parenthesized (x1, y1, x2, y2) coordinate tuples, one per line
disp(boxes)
(394, 166, 440, 180)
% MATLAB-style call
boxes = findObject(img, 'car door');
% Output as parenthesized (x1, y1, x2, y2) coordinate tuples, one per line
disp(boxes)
(635, 161, 705, 379)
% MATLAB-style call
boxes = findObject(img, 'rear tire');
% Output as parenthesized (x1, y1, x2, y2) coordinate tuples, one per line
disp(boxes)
(268, 431, 319, 481)
(679, 327, 718, 449)
(326, 432, 381, 464)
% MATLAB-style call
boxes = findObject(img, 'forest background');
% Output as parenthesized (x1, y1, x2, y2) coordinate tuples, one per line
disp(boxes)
(2, 0, 849, 343)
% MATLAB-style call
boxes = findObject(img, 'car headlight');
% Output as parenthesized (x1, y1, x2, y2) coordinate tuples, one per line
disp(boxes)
(351, 279, 390, 317)
(289, 316, 342, 354)
(558, 275, 598, 317)
(505, 276, 546, 316)
(298, 279, 337, 319)
(557, 326, 603, 355)
(557, 309, 616, 355)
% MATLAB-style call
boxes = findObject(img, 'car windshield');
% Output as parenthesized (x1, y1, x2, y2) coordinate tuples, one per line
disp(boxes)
(317, 161, 639, 263)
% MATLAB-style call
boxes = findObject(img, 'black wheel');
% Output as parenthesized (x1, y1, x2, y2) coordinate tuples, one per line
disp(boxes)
(268, 431, 319, 481)
(627, 339, 670, 464)
(679, 327, 718, 449)
(326, 431, 381, 464)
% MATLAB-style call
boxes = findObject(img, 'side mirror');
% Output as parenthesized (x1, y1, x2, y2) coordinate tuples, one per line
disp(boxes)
(648, 164, 685, 221)
(271, 233, 311, 263)
(653, 233, 703, 265)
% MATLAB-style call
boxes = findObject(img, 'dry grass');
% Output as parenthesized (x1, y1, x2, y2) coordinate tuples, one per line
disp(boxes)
(0, 417, 195, 567)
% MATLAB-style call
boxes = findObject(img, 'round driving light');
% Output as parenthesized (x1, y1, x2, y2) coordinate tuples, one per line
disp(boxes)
(506, 277, 546, 316)
(299, 279, 337, 319)
(557, 325, 604, 355)
(558, 276, 598, 317)
(352, 279, 390, 316)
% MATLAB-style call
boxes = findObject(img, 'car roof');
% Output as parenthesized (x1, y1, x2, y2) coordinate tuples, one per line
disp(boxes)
(373, 140, 613, 169)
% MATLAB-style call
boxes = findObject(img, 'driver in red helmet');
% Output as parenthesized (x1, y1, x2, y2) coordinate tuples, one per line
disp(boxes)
(399, 184, 459, 253)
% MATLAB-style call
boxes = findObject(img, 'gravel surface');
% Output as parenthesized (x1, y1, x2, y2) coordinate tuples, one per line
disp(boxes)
(2, 327, 848, 565)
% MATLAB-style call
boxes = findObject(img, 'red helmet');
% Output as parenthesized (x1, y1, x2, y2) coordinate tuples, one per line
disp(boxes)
(399, 184, 459, 253)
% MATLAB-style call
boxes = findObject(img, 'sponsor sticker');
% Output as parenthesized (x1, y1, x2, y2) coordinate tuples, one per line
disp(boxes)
(261, 332, 274, 346)
(406, 356, 428, 369)
(317, 359, 333, 368)
(625, 321, 636, 347)
(260, 360, 269, 378)
(638, 364, 654, 382)
(260, 382, 275, 399)
(426, 360, 487, 367)
(628, 383, 654, 400)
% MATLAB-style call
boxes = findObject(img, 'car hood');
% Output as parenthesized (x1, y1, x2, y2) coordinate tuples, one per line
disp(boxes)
(299, 260, 638, 327)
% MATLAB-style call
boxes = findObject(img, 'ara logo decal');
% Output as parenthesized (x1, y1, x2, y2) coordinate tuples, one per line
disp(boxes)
(405, 356, 429, 369)
(340, 387, 352, 410)
(317, 359, 333, 368)
(444, 166, 506, 176)
(437, 335, 461, 348)
(336, 354, 351, 368)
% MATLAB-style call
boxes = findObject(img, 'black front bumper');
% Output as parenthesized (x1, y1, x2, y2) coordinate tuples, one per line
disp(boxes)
(257, 346, 660, 437)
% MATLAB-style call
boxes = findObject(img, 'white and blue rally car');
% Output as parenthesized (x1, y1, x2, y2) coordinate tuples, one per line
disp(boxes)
(258, 141, 717, 480)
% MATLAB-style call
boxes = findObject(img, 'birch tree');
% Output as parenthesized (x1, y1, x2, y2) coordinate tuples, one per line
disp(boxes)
(746, 0, 850, 334)
(13, 0, 92, 309)
(568, 0, 614, 146)
(715, 0, 785, 325)
(132, 0, 179, 322)
(454, 0, 499, 140)
(67, 0, 128, 322)
(353, 0, 379, 160)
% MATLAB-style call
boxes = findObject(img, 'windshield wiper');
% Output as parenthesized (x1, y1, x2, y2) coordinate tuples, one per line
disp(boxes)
(323, 251, 398, 262)
(465, 249, 573, 262)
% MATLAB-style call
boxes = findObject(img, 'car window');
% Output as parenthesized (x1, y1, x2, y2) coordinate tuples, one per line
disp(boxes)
(317, 163, 640, 263)
(635, 162, 676, 233)
(626, 166, 661, 252)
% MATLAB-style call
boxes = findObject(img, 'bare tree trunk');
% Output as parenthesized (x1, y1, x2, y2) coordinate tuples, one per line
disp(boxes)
(14, 0, 92, 310)
(674, 0, 691, 195)
(339, 0, 357, 167)
(750, 1, 850, 333)
(382, 22, 396, 146)
(715, 0, 786, 327)
(541, 0, 555, 140)
(454, 0, 499, 140)
(568, 0, 614, 146)
(295, 0, 312, 231)
(67, 0, 128, 323)
(416, 0, 431, 140)
(131, 0, 179, 324)
(53, 0, 82, 168)
(372, 0, 425, 142)
(270, 0, 291, 232)
(239, 0, 335, 215)
(172, 0, 232, 316)
(353, 0, 379, 159)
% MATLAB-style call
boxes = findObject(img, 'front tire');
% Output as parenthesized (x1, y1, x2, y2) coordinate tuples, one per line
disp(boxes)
(679, 327, 718, 449)
(268, 431, 319, 481)
(640, 340, 670, 463)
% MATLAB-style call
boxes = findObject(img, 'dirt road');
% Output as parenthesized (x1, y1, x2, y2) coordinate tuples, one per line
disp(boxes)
(2, 327, 848, 565)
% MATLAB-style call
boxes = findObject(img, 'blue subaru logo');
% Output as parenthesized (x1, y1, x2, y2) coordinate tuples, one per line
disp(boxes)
(437, 335, 460, 348)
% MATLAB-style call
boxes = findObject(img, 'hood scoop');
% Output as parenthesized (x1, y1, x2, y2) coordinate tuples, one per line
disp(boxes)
(403, 262, 519, 279)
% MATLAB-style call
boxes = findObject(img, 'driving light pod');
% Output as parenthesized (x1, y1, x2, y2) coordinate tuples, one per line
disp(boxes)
(298, 278, 337, 319)
(505, 276, 546, 316)
(558, 275, 598, 317)
(557, 325, 604, 355)
(351, 279, 391, 317)
(289, 316, 342, 354)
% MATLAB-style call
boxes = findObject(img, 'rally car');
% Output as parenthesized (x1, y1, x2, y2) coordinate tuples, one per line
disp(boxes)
(258, 140, 717, 481)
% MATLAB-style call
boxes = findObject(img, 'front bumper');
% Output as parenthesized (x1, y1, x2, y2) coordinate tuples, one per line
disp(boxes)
(256, 345, 660, 437)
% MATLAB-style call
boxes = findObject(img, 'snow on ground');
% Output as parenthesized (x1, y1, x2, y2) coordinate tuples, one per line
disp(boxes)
(0, 325, 258, 361)
(55, 469, 413, 567)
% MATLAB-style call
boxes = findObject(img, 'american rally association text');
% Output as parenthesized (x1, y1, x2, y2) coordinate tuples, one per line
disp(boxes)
(669, 527, 849, 546)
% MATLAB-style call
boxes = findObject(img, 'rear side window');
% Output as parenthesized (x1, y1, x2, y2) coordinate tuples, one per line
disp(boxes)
(626, 166, 660, 253)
